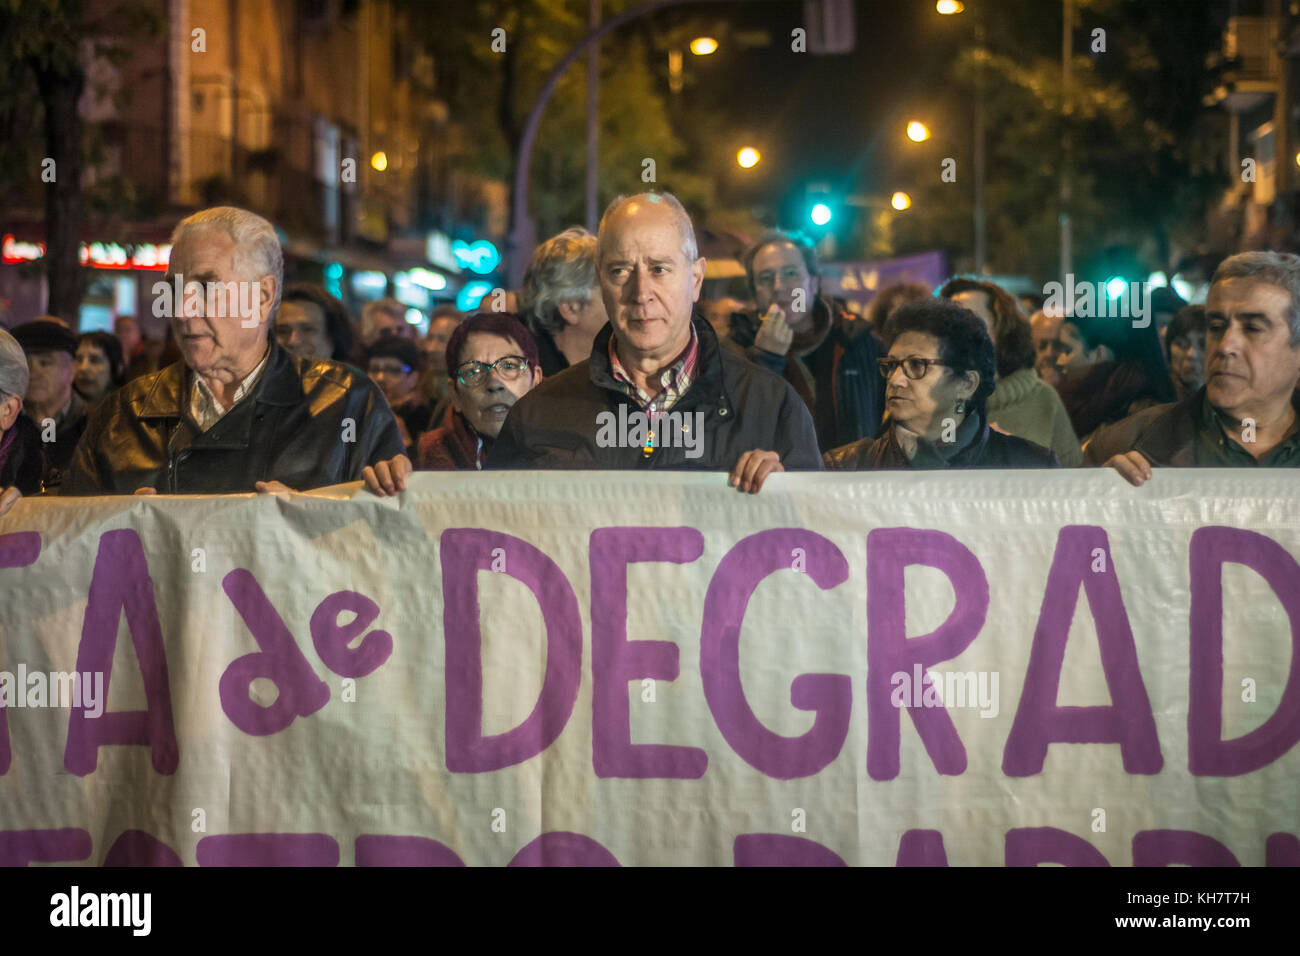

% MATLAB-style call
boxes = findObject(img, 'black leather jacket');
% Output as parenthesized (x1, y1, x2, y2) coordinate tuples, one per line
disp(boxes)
(824, 413, 1058, 470)
(61, 343, 405, 495)
(488, 314, 823, 471)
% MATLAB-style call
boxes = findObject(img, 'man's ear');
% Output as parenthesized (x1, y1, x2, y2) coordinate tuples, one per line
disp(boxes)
(0, 394, 20, 431)
(690, 256, 707, 301)
(556, 300, 584, 328)
(257, 274, 279, 326)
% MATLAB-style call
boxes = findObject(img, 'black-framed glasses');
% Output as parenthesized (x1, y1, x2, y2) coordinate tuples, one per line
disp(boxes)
(878, 357, 950, 380)
(456, 355, 530, 387)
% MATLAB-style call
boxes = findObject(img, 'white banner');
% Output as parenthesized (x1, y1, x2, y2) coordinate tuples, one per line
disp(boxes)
(0, 470, 1297, 866)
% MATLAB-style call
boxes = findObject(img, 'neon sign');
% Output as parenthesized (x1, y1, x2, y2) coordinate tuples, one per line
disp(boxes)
(452, 239, 501, 276)
(1, 234, 172, 271)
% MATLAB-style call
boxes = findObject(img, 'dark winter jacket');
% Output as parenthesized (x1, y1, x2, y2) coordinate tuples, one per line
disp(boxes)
(62, 342, 405, 495)
(0, 415, 46, 495)
(823, 411, 1058, 470)
(727, 294, 883, 452)
(488, 314, 823, 471)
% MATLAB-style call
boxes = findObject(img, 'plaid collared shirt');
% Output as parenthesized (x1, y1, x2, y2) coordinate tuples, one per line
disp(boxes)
(189, 348, 271, 433)
(607, 323, 700, 450)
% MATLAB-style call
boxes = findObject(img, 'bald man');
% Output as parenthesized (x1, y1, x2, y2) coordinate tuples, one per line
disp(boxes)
(489, 191, 821, 491)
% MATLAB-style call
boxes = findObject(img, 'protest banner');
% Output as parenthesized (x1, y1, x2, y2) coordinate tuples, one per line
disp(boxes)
(0, 470, 1296, 866)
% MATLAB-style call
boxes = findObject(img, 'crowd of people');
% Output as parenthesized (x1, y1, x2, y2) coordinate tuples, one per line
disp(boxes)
(1, 190, 1297, 518)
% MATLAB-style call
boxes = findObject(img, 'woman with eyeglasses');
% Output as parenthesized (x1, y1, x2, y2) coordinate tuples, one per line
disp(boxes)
(824, 299, 1059, 470)
(416, 313, 544, 470)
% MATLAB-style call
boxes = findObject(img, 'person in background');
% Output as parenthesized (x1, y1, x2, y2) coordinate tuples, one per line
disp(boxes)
(1018, 291, 1045, 319)
(518, 226, 609, 377)
(941, 277, 1081, 465)
(1165, 304, 1207, 403)
(275, 283, 356, 364)
(1054, 307, 1177, 444)
(418, 305, 463, 409)
(727, 229, 882, 451)
(11, 319, 87, 490)
(63, 206, 409, 496)
(824, 299, 1058, 470)
(0, 327, 44, 512)
(870, 281, 933, 346)
(361, 297, 417, 344)
(366, 336, 432, 453)
(417, 312, 543, 470)
(1088, 251, 1300, 481)
(74, 331, 126, 406)
(1029, 308, 1064, 388)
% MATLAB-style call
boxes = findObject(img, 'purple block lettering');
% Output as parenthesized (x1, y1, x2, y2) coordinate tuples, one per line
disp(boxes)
(441, 530, 582, 773)
(1266, 833, 1300, 866)
(590, 527, 707, 779)
(103, 829, 183, 867)
(701, 529, 851, 779)
(1003, 526, 1162, 777)
(0, 531, 40, 775)
(0, 828, 92, 866)
(1005, 827, 1110, 866)
(866, 528, 988, 780)
(311, 590, 393, 678)
(218, 569, 331, 735)
(897, 829, 948, 866)
(508, 832, 620, 867)
(355, 835, 465, 866)
(64, 530, 179, 776)
(733, 834, 847, 866)
(1189, 527, 1300, 775)
(1132, 829, 1240, 867)
(196, 833, 340, 866)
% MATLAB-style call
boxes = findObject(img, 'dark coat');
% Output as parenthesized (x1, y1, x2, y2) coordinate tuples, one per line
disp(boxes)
(488, 314, 823, 471)
(61, 343, 405, 495)
(0, 415, 46, 495)
(823, 413, 1058, 470)
(727, 295, 883, 452)
(1083, 386, 1300, 467)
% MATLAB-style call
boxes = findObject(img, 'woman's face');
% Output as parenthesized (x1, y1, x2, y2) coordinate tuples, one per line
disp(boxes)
(1055, 321, 1100, 377)
(74, 342, 113, 402)
(884, 331, 976, 439)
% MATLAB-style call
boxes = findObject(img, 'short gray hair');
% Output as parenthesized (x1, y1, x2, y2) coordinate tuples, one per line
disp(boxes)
(519, 227, 598, 335)
(597, 191, 699, 265)
(172, 206, 285, 319)
(1211, 251, 1300, 346)
(0, 327, 29, 401)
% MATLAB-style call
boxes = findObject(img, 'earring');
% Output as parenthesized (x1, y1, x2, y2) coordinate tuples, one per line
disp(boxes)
(954, 398, 967, 415)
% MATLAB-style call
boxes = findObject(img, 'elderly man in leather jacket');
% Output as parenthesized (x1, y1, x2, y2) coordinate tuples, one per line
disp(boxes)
(489, 192, 821, 491)
(61, 207, 410, 497)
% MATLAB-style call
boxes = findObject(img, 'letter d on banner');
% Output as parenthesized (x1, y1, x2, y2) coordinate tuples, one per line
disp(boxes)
(440, 530, 582, 772)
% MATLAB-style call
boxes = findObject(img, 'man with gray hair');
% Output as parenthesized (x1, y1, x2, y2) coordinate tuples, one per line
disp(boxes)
(0, 327, 44, 515)
(62, 206, 411, 496)
(490, 191, 821, 491)
(362, 297, 417, 345)
(518, 226, 608, 376)
(1087, 250, 1300, 482)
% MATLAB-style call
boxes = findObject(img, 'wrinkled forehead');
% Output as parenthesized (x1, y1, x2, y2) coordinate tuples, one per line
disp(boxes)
(600, 204, 687, 262)
(753, 241, 805, 272)
(169, 226, 240, 275)
(461, 332, 522, 363)
(1207, 277, 1293, 315)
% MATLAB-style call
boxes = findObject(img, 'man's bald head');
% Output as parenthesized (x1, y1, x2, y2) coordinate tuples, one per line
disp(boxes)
(597, 192, 698, 265)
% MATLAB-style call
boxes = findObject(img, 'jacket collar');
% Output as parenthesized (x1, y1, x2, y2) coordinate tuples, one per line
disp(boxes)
(1131, 387, 1205, 466)
(136, 341, 301, 419)
(588, 312, 733, 416)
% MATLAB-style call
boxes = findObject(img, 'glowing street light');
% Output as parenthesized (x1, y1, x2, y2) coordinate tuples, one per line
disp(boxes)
(690, 36, 718, 55)
(891, 191, 912, 211)
(737, 147, 760, 168)
(907, 121, 931, 142)
(936, 0, 965, 14)
(810, 203, 832, 226)
(370, 151, 388, 172)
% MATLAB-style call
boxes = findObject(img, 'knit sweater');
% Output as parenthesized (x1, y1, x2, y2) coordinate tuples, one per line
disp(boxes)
(986, 367, 1083, 466)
